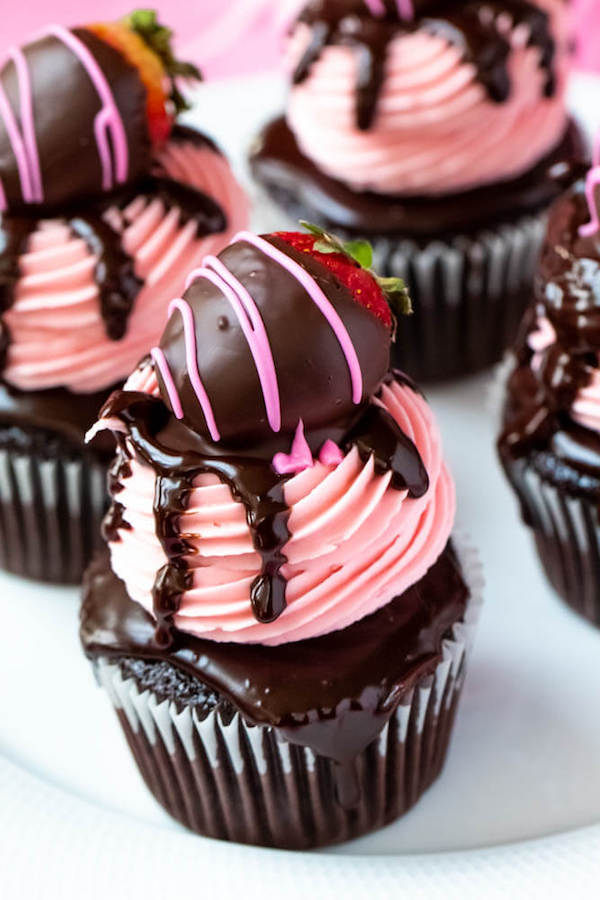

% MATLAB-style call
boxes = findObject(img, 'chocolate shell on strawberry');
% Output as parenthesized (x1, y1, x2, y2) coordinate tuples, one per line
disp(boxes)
(0, 10, 248, 584)
(82, 225, 482, 848)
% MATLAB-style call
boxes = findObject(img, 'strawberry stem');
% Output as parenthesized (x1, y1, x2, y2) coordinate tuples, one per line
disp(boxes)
(124, 9, 202, 114)
(300, 221, 412, 317)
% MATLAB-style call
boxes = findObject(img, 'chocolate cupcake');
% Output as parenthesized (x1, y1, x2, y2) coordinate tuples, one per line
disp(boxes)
(250, 0, 585, 382)
(81, 226, 482, 849)
(0, 11, 248, 583)
(498, 149, 600, 626)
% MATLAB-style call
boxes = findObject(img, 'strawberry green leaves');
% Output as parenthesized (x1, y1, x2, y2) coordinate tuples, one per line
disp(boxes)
(300, 221, 412, 316)
(124, 9, 202, 114)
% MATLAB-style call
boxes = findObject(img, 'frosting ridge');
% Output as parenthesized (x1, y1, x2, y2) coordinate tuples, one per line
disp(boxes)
(107, 370, 455, 645)
(285, 0, 569, 195)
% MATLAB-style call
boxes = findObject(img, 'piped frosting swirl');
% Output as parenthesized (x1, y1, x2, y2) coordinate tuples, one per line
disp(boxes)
(285, 0, 570, 195)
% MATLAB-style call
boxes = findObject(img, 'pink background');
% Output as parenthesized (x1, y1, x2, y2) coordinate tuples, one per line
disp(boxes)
(1, 0, 597, 77)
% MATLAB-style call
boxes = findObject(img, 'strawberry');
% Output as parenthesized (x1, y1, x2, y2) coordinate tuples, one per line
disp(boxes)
(274, 224, 411, 330)
(87, 9, 201, 145)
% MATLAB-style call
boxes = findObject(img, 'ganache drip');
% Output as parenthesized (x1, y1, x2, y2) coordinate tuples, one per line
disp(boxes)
(500, 181, 600, 462)
(344, 402, 429, 495)
(293, 0, 557, 130)
(69, 214, 142, 341)
(100, 373, 429, 647)
(0, 167, 228, 369)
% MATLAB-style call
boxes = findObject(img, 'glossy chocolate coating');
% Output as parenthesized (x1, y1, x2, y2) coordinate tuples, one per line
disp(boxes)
(157, 234, 391, 443)
(499, 181, 600, 489)
(81, 541, 469, 768)
(292, 0, 557, 131)
(251, 117, 586, 237)
(0, 379, 117, 455)
(0, 29, 150, 213)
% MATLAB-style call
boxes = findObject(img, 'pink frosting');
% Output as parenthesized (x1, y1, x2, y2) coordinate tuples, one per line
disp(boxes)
(285, 0, 570, 195)
(2, 139, 248, 393)
(106, 371, 456, 646)
(528, 316, 600, 433)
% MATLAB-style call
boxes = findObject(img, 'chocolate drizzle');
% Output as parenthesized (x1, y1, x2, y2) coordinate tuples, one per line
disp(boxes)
(499, 180, 600, 488)
(293, 0, 557, 130)
(69, 214, 142, 341)
(100, 367, 429, 646)
(0, 135, 228, 367)
(344, 403, 429, 495)
(141, 176, 227, 236)
(81, 541, 469, 777)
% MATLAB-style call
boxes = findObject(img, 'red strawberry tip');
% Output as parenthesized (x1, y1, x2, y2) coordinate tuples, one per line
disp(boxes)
(274, 224, 412, 331)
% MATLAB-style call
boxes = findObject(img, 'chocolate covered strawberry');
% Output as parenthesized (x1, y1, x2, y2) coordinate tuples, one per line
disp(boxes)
(154, 224, 411, 443)
(276, 223, 411, 328)
(0, 9, 200, 212)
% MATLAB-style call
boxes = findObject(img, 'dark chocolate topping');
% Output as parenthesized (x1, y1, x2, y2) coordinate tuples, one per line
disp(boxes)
(0, 378, 117, 454)
(157, 234, 390, 443)
(0, 29, 150, 213)
(251, 117, 586, 236)
(99, 369, 428, 643)
(499, 180, 600, 490)
(81, 541, 469, 769)
(293, 0, 557, 131)
(344, 402, 429, 495)
(69, 214, 142, 341)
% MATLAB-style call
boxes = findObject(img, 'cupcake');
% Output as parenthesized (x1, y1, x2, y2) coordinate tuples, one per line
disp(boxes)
(81, 226, 482, 849)
(250, 0, 585, 382)
(0, 11, 248, 583)
(499, 151, 600, 627)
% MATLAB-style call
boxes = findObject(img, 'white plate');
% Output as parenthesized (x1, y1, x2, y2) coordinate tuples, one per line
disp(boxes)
(2, 73, 600, 899)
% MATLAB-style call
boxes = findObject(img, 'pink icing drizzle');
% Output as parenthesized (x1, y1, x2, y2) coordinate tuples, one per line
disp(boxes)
(272, 419, 314, 474)
(150, 347, 184, 420)
(167, 298, 220, 441)
(198, 254, 281, 432)
(0, 48, 43, 207)
(396, 0, 414, 19)
(363, 0, 386, 16)
(9, 46, 42, 202)
(579, 136, 600, 238)
(47, 25, 129, 192)
(319, 439, 344, 466)
(234, 231, 363, 404)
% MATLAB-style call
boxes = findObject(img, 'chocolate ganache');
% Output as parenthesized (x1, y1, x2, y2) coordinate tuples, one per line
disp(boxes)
(0, 24, 227, 371)
(293, 0, 558, 131)
(100, 231, 429, 645)
(499, 179, 600, 495)
(82, 542, 468, 808)
(251, 117, 585, 238)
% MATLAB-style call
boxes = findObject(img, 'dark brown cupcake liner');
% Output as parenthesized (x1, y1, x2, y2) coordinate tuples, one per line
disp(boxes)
(93, 534, 482, 850)
(503, 456, 600, 626)
(368, 214, 546, 382)
(0, 440, 107, 584)
(252, 184, 547, 382)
